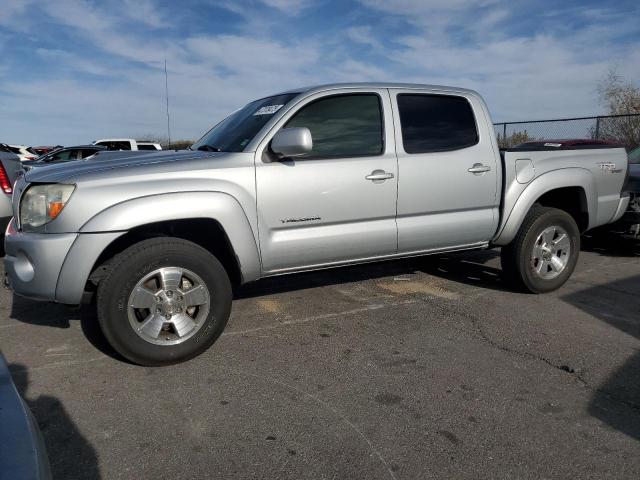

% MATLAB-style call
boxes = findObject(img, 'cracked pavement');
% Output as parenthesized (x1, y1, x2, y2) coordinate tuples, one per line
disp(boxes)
(1, 233, 639, 479)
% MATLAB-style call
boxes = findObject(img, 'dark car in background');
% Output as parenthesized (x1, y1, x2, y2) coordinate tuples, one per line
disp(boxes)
(618, 146, 640, 237)
(24, 145, 107, 170)
(512, 139, 621, 149)
(30, 146, 63, 156)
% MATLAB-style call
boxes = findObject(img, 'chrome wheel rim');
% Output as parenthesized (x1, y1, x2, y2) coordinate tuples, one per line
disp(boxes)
(127, 267, 210, 346)
(530, 226, 571, 280)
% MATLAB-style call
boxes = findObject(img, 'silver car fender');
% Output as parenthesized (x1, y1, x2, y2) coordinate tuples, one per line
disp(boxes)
(55, 192, 261, 304)
(493, 168, 596, 246)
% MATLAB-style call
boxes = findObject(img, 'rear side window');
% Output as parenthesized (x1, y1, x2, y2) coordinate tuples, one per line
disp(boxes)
(285, 94, 383, 158)
(81, 149, 99, 158)
(51, 150, 76, 161)
(138, 144, 157, 150)
(397, 94, 478, 153)
(97, 141, 131, 150)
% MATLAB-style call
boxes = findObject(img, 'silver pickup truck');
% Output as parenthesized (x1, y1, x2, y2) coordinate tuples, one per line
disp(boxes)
(3, 83, 630, 366)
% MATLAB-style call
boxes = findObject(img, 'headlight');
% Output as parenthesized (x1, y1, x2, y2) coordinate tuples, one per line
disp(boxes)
(20, 184, 75, 230)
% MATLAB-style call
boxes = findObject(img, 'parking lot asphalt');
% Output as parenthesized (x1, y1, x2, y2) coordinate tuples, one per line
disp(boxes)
(2, 233, 640, 479)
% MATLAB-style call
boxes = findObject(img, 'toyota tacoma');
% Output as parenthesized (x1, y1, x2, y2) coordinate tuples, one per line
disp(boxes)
(4, 83, 630, 365)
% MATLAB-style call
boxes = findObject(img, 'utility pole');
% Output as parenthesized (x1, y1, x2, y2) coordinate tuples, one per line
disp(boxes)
(164, 59, 172, 148)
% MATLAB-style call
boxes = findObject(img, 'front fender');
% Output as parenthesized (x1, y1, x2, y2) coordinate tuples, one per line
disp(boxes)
(55, 192, 261, 304)
(493, 168, 596, 246)
(80, 191, 261, 281)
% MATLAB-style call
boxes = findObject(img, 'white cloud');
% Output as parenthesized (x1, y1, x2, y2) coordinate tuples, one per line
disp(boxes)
(1, 0, 639, 145)
(345, 26, 383, 49)
(0, 0, 38, 30)
(356, 0, 640, 120)
(259, 0, 316, 15)
(121, 0, 167, 28)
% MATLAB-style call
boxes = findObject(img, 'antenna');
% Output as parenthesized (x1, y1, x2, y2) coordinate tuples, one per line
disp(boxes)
(164, 59, 172, 148)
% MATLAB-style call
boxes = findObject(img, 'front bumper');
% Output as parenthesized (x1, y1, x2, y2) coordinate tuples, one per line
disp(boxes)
(4, 220, 124, 304)
(3, 221, 78, 302)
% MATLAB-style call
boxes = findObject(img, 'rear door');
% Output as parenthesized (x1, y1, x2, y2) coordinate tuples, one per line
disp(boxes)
(389, 89, 500, 253)
(255, 88, 398, 272)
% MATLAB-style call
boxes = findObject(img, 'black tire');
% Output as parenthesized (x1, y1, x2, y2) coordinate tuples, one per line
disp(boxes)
(97, 237, 232, 366)
(501, 206, 580, 293)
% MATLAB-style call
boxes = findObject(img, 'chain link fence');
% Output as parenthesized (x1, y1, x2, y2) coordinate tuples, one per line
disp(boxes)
(494, 113, 640, 150)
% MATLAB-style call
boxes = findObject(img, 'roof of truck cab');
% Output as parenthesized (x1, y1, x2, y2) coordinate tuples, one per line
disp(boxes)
(275, 82, 480, 97)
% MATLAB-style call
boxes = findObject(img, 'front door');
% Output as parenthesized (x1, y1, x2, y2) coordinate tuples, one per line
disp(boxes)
(255, 89, 398, 273)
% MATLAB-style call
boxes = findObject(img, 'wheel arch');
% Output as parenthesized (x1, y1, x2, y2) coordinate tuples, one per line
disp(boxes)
(493, 168, 596, 246)
(55, 192, 262, 304)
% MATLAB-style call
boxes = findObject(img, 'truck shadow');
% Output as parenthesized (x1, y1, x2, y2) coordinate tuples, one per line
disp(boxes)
(236, 249, 507, 298)
(562, 274, 640, 440)
(9, 296, 125, 362)
(9, 362, 102, 479)
(581, 229, 640, 258)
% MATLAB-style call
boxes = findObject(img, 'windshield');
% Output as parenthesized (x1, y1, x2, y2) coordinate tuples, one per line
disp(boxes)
(629, 146, 640, 164)
(192, 93, 300, 152)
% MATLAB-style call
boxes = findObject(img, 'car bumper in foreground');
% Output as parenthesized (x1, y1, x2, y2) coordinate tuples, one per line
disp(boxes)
(0, 354, 52, 480)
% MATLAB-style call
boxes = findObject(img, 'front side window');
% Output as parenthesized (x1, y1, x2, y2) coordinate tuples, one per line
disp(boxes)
(397, 94, 479, 154)
(285, 94, 383, 158)
(192, 93, 300, 153)
(50, 150, 76, 162)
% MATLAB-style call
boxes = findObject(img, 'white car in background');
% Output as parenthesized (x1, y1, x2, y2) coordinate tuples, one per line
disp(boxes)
(92, 139, 162, 151)
(7, 144, 38, 162)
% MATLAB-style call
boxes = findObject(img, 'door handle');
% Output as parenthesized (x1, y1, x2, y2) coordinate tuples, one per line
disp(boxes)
(365, 170, 395, 182)
(468, 163, 491, 174)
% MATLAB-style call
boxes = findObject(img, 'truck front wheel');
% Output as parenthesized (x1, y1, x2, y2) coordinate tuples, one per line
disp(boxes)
(96, 237, 232, 366)
(501, 206, 580, 293)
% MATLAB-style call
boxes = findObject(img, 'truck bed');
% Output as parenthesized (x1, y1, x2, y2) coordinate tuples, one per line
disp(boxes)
(496, 143, 629, 243)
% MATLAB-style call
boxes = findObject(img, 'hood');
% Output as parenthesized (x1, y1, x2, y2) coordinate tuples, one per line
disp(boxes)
(24, 150, 220, 184)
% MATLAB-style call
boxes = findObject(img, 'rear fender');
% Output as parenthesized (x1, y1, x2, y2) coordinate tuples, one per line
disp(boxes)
(493, 168, 596, 246)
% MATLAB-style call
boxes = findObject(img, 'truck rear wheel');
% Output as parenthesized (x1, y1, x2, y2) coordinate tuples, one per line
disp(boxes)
(96, 237, 232, 366)
(501, 206, 580, 293)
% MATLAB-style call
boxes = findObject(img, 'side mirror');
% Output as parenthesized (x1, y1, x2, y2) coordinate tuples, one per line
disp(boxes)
(271, 127, 313, 158)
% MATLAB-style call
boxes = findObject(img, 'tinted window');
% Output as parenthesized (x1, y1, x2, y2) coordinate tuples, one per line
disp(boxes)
(81, 149, 100, 158)
(193, 93, 299, 153)
(51, 150, 76, 161)
(138, 144, 157, 150)
(285, 94, 383, 158)
(397, 94, 478, 153)
(97, 141, 131, 150)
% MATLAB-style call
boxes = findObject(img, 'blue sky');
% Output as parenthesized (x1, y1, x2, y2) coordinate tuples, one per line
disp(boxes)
(1, 0, 639, 145)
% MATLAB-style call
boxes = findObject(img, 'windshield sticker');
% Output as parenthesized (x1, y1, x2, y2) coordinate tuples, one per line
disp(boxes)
(253, 105, 284, 116)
